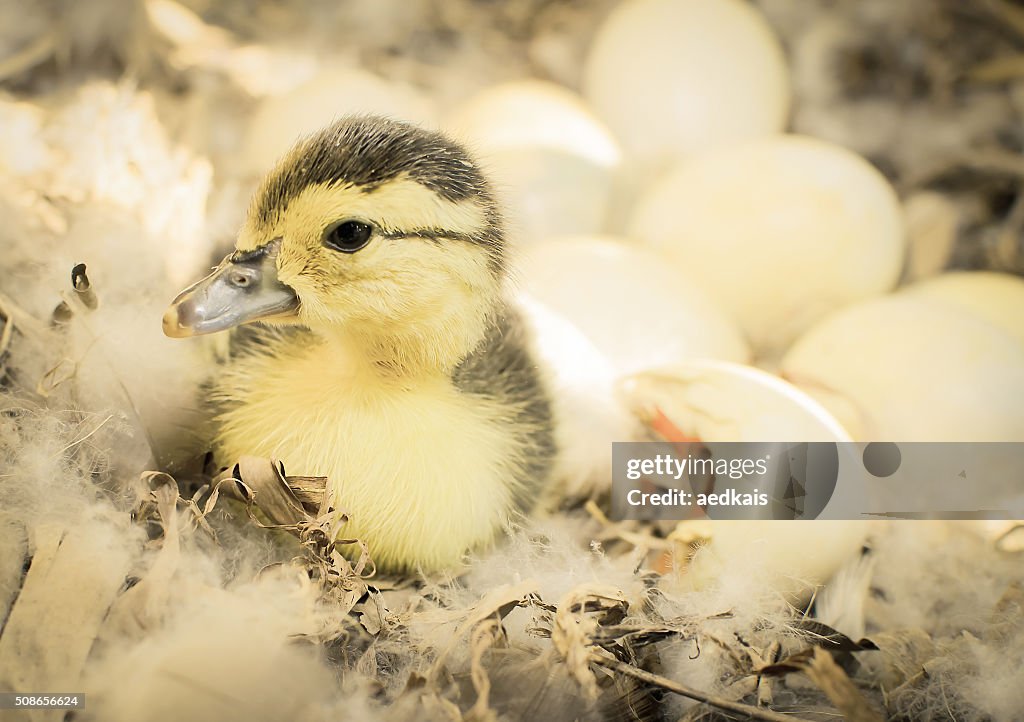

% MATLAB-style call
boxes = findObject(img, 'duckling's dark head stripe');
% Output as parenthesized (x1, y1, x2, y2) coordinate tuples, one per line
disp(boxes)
(253, 115, 493, 227)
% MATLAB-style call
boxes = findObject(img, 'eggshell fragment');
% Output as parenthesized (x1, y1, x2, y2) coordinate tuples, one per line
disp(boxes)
(516, 235, 749, 376)
(583, 0, 789, 168)
(447, 81, 621, 242)
(628, 135, 905, 355)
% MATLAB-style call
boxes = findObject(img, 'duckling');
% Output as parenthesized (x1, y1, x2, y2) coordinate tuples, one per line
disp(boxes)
(163, 115, 556, 572)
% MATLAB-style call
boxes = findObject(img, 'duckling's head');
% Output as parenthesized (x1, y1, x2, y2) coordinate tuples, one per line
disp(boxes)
(163, 115, 505, 372)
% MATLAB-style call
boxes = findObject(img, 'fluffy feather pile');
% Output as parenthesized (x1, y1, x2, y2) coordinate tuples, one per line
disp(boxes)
(0, 1, 1022, 721)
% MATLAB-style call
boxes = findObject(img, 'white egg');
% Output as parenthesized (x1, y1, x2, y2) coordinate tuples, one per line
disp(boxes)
(898, 271, 1024, 345)
(781, 294, 1024, 441)
(583, 0, 789, 168)
(516, 235, 749, 376)
(620, 360, 867, 598)
(243, 66, 437, 173)
(446, 80, 621, 243)
(628, 135, 905, 356)
(447, 80, 620, 165)
(517, 294, 639, 500)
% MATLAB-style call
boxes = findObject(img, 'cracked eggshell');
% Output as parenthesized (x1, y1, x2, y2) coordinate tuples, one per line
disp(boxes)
(583, 0, 789, 169)
(446, 80, 621, 244)
(516, 235, 749, 376)
(898, 271, 1024, 345)
(620, 360, 867, 599)
(628, 135, 905, 356)
(244, 66, 437, 174)
(621, 360, 851, 444)
(781, 294, 1024, 441)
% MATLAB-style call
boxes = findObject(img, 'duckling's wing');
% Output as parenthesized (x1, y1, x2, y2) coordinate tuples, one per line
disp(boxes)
(452, 305, 557, 510)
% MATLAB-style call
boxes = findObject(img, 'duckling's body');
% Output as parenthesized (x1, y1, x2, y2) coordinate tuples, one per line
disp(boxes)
(214, 310, 552, 570)
(165, 116, 555, 571)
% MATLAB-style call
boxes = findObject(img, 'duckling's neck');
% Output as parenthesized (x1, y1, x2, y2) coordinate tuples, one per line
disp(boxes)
(314, 303, 498, 380)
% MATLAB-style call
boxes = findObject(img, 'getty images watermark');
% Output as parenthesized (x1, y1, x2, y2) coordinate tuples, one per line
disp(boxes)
(611, 441, 1024, 521)
(625, 452, 771, 508)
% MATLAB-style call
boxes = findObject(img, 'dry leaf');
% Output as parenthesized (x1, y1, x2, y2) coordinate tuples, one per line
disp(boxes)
(465, 617, 504, 722)
(102, 473, 182, 639)
(758, 647, 883, 722)
(0, 523, 130, 718)
(552, 585, 629, 698)
(429, 580, 537, 686)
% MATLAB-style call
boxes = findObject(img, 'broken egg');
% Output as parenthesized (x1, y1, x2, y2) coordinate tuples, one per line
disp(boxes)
(620, 360, 868, 599)
(622, 360, 850, 445)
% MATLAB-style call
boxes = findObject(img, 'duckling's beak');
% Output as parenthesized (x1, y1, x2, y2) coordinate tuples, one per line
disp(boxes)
(162, 240, 299, 338)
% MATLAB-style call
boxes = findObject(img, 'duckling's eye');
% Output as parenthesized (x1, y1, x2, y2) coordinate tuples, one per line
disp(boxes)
(323, 220, 373, 253)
